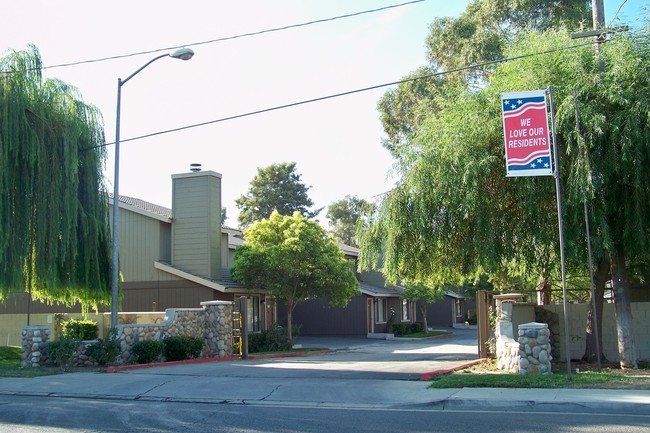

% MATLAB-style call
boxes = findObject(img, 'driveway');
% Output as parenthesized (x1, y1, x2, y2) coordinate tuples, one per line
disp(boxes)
(128, 327, 479, 381)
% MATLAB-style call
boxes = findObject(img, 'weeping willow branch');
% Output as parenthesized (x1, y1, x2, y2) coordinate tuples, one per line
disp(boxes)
(0, 45, 112, 313)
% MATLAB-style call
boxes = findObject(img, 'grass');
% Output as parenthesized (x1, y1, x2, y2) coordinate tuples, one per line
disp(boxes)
(398, 330, 452, 338)
(0, 346, 58, 378)
(428, 359, 650, 389)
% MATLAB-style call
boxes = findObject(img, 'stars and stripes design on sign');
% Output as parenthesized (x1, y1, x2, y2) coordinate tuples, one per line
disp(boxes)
(501, 90, 553, 177)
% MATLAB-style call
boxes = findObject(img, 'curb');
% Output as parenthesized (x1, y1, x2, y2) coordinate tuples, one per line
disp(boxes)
(106, 349, 334, 373)
(419, 358, 488, 381)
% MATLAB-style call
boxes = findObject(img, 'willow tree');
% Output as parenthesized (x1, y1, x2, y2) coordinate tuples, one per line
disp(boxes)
(0, 45, 112, 311)
(359, 26, 650, 368)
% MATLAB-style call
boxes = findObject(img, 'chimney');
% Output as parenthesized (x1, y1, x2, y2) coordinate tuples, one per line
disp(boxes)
(171, 169, 222, 280)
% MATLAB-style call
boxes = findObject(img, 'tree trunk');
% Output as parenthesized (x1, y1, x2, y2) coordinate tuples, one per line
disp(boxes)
(287, 305, 294, 342)
(610, 251, 638, 369)
(535, 268, 551, 305)
(419, 302, 428, 332)
(583, 257, 609, 362)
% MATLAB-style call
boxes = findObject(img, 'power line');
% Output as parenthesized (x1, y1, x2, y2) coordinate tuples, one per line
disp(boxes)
(93, 40, 595, 149)
(34, 0, 427, 71)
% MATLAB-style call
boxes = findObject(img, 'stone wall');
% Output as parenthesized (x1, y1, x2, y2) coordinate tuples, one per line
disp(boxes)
(116, 300, 233, 364)
(21, 326, 50, 368)
(518, 322, 552, 375)
(21, 300, 234, 367)
(494, 301, 553, 375)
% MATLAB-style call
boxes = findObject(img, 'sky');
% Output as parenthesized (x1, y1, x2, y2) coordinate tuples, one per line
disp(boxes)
(2, 0, 647, 228)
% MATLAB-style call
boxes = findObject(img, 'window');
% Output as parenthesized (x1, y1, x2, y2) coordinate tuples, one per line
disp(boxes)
(375, 298, 387, 323)
(402, 299, 410, 322)
(247, 296, 261, 332)
(455, 299, 462, 317)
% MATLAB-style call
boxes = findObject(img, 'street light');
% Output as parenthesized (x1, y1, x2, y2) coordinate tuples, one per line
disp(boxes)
(111, 48, 194, 329)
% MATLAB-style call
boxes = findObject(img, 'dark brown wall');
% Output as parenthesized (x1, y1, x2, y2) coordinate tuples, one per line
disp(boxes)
(279, 295, 367, 336)
(122, 280, 232, 312)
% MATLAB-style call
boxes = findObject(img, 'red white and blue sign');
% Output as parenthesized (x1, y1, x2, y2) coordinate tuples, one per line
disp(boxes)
(501, 90, 553, 177)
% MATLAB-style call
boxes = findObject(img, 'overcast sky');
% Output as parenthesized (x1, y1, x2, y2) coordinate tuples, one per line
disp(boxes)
(2, 0, 646, 227)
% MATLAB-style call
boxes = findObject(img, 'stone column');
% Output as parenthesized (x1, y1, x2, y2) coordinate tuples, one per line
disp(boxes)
(200, 301, 234, 357)
(21, 326, 50, 367)
(518, 322, 552, 375)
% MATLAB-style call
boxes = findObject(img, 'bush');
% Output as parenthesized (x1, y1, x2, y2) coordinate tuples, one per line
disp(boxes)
(248, 324, 293, 353)
(392, 322, 425, 336)
(131, 340, 164, 364)
(86, 334, 120, 366)
(163, 336, 203, 361)
(62, 319, 98, 340)
(45, 338, 80, 370)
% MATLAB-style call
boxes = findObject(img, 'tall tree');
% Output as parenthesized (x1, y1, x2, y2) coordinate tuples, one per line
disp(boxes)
(235, 162, 322, 228)
(378, 0, 590, 155)
(0, 45, 112, 311)
(231, 211, 360, 341)
(326, 195, 376, 247)
(360, 26, 650, 368)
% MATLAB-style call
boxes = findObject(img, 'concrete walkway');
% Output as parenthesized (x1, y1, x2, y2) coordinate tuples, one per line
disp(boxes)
(0, 331, 648, 415)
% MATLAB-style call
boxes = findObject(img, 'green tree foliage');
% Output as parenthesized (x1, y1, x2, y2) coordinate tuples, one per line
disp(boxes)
(235, 162, 322, 228)
(326, 195, 376, 247)
(378, 0, 590, 154)
(361, 25, 650, 368)
(400, 283, 445, 333)
(0, 45, 111, 311)
(232, 211, 360, 340)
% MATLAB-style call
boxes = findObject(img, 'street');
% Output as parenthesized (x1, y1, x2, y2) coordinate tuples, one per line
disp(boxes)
(0, 395, 649, 433)
(0, 330, 648, 432)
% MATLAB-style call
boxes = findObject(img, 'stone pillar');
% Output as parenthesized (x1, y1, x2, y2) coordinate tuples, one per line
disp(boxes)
(518, 322, 552, 375)
(200, 300, 234, 358)
(21, 326, 50, 367)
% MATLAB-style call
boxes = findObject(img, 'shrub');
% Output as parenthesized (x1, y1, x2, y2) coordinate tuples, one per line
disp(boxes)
(45, 338, 80, 370)
(86, 331, 120, 366)
(391, 324, 409, 336)
(248, 324, 293, 353)
(131, 340, 164, 364)
(62, 319, 98, 340)
(412, 321, 425, 333)
(163, 336, 203, 361)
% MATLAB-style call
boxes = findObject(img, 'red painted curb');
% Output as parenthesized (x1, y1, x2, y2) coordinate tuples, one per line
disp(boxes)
(419, 358, 488, 381)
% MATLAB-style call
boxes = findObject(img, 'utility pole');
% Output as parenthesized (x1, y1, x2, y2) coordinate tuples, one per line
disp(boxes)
(568, 0, 607, 372)
(593, 0, 605, 31)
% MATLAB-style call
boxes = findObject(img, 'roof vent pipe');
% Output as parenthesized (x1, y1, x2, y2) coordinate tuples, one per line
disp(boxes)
(190, 163, 202, 172)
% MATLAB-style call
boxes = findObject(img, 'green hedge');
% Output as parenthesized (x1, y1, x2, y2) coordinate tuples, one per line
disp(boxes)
(392, 322, 425, 336)
(131, 340, 164, 364)
(62, 319, 98, 340)
(163, 336, 203, 361)
(248, 324, 294, 353)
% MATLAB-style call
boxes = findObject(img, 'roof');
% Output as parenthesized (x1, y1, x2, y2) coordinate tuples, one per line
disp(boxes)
(109, 193, 241, 235)
(154, 261, 255, 293)
(360, 283, 403, 298)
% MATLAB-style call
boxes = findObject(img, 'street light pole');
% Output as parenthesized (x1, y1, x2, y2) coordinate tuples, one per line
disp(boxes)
(111, 48, 194, 330)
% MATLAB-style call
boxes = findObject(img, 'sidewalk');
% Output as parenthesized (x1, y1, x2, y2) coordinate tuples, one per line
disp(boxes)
(1, 333, 648, 415)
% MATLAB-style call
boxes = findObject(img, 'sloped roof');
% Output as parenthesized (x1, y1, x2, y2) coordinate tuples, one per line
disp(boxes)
(109, 193, 172, 219)
(360, 283, 403, 298)
(154, 261, 254, 293)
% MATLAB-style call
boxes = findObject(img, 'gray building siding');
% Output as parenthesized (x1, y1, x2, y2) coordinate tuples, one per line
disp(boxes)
(280, 295, 367, 336)
(171, 171, 222, 280)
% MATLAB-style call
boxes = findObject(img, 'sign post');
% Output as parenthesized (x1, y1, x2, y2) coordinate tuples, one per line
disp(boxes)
(501, 87, 572, 381)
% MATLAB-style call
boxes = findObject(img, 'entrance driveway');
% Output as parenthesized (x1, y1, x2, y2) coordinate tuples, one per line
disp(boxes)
(128, 328, 479, 381)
